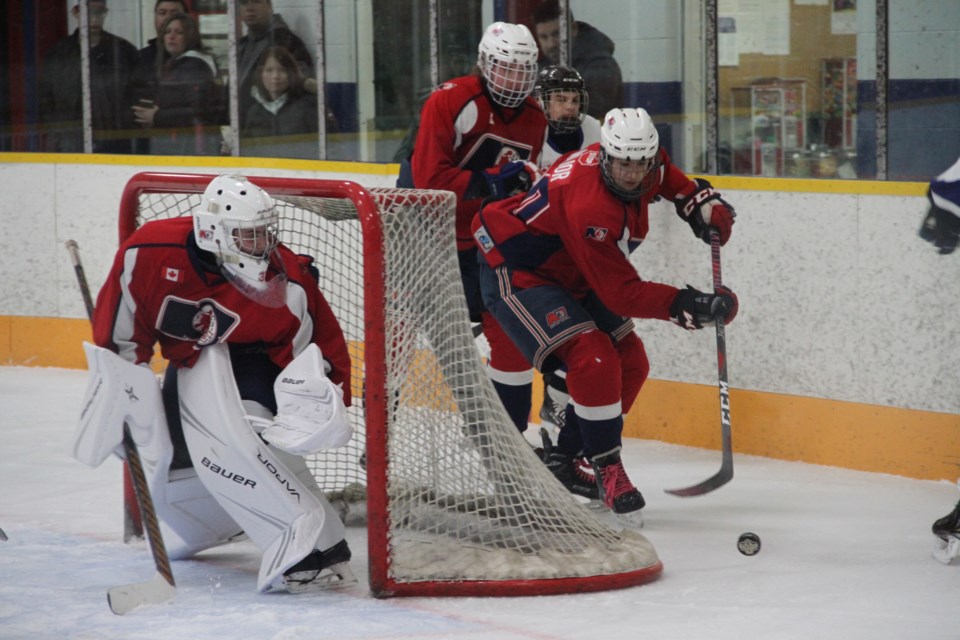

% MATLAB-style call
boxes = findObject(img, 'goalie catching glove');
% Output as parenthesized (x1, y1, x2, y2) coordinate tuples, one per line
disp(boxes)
(669, 285, 739, 330)
(249, 344, 352, 455)
(674, 178, 736, 246)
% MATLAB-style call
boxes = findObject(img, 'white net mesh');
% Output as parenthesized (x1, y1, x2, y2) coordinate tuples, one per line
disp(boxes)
(128, 175, 660, 594)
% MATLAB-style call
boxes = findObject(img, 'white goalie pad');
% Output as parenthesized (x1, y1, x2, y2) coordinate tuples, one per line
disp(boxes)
(176, 342, 347, 592)
(259, 343, 352, 455)
(72, 343, 243, 560)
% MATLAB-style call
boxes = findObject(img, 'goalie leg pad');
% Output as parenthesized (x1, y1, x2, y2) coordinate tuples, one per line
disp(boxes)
(176, 343, 348, 591)
(72, 343, 243, 558)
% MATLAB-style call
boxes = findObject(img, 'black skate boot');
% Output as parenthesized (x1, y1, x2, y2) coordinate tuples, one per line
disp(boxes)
(932, 499, 960, 565)
(591, 448, 645, 527)
(545, 451, 600, 500)
(283, 539, 356, 592)
(932, 500, 960, 540)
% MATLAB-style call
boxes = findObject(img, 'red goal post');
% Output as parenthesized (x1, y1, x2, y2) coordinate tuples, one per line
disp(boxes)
(117, 171, 663, 598)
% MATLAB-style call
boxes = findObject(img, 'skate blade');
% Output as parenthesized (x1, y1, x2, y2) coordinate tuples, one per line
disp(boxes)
(932, 535, 960, 565)
(613, 509, 645, 529)
(284, 562, 358, 593)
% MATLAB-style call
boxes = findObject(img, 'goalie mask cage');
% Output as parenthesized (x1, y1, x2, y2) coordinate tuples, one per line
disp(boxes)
(118, 171, 662, 598)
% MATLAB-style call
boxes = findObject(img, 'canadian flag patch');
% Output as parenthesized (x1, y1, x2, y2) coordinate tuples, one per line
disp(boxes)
(163, 267, 182, 283)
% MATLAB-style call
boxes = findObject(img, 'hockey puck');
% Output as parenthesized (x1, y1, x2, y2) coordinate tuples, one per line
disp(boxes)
(737, 532, 761, 556)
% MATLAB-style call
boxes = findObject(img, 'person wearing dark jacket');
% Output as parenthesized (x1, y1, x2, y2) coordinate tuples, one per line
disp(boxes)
(132, 12, 220, 156)
(237, 0, 314, 118)
(532, 1, 623, 120)
(38, 0, 140, 153)
(130, 0, 191, 153)
(241, 46, 319, 159)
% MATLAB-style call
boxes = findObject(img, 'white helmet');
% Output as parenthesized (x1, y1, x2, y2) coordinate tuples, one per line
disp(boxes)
(194, 174, 286, 306)
(599, 108, 661, 201)
(477, 22, 539, 109)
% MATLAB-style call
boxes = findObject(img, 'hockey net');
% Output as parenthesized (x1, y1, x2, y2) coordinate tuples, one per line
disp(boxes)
(118, 171, 662, 597)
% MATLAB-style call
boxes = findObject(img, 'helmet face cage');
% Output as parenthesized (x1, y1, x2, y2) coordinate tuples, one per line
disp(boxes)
(535, 66, 588, 134)
(599, 108, 661, 201)
(478, 22, 539, 109)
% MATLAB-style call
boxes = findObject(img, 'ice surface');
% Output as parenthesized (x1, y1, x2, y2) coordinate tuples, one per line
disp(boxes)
(0, 366, 956, 639)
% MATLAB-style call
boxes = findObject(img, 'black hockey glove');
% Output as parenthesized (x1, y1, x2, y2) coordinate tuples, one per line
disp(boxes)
(919, 190, 960, 255)
(669, 285, 739, 330)
(674, 178, 736, 246)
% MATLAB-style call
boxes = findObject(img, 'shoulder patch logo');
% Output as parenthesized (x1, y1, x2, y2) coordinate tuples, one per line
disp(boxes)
(163, 267, 182, 283)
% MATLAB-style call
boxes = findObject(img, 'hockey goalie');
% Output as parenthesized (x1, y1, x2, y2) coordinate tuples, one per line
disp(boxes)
(71, 174, 356, 593)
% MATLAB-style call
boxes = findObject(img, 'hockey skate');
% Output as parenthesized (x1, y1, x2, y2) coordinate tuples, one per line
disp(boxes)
(282, 539, 357, 593)
(545, 451, 600, 501)
(591, 448, 645, 528)
(932, 499, 960, 565)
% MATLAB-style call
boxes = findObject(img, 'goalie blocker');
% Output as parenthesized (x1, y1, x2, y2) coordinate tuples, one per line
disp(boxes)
(72, 342, 355, 593)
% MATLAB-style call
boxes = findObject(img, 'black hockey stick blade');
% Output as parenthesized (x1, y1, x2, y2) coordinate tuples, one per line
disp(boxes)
(0, 526, 7, 541)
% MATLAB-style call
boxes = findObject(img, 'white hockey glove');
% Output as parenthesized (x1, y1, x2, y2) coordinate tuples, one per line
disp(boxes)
(254, 344, 352, 455)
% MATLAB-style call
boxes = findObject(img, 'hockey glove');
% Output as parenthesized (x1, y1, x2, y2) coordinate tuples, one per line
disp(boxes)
(919, 190, 960, 255)
(674, 178, 736, 246)
(467, 161, 540, 201)
(669, 285, 739, 330)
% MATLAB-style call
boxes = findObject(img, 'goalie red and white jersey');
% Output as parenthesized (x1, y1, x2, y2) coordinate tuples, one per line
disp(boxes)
(411, 74, 546, 249)
(473, 143, 694, 321)
(92, 216, 352, 404)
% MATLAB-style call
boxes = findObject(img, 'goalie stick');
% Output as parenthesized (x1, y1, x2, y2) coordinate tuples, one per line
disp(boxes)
(65, 239, 144, 543)
(65, 240, 176, 613)
(664, 231, 734, 497)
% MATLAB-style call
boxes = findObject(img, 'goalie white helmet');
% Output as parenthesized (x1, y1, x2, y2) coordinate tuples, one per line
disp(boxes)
(194, 174, 287, 306)
(599, 108, 662, 202)
(477, 22, 539, 109)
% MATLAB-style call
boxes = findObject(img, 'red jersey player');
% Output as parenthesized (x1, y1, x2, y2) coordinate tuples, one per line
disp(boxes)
(90, 174, 355, 592)
(410, 22, 547, 435)
(472, 108, 738, 525)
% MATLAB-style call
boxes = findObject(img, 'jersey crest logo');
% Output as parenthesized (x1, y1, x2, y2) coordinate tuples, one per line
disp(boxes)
(577, 150, 600, 166)
(157, 296, 240, 348)
(495, 147, 521, 165)
(585, 226, 608, 241)
(545, 306, 570, 329)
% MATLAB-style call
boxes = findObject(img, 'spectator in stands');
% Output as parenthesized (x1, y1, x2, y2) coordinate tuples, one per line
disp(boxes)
(131, 0, 191, 153)
(241, 46, 319, 159)
(38, 0, 140, 153)
(238, 0, 313, 118)
(531, 0, 623, 120)
(131, 12, 220, 156)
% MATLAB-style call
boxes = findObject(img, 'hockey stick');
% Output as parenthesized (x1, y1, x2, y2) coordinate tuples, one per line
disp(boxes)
(66, 240, 144, 543)
(64, 240, 176, 613)
(0, 527, 7, 541)
(664, 231, 734, 497)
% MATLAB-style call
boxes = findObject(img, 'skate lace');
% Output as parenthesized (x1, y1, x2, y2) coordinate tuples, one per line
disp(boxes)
(601, 461, 636, 504)
(573, 457, 595, 484)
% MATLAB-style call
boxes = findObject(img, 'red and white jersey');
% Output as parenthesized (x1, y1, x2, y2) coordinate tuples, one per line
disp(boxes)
(92, 216, 352, 404)
(473, 143, 695, 321)
(411, 74, 546, 249)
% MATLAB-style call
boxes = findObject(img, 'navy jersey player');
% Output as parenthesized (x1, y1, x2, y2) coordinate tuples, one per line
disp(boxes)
(472, 108, 738, 524)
